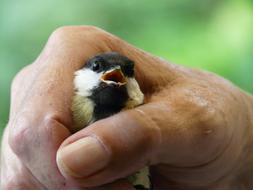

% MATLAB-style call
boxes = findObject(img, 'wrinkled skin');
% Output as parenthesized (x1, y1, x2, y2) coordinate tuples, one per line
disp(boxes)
(1, 26, 253, 190)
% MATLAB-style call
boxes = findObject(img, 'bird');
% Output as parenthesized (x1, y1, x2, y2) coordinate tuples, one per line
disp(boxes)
(71, 52, 150, 190)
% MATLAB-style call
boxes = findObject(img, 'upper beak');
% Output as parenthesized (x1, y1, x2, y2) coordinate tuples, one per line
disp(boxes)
(100, 67, 126, 86)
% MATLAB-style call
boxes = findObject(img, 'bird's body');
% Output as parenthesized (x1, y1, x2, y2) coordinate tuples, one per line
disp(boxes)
(72, 52, 150, 189)
(72, 52, 144, 130)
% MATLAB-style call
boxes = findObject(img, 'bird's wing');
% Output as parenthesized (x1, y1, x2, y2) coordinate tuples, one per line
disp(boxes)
(71, 95, 94, 131)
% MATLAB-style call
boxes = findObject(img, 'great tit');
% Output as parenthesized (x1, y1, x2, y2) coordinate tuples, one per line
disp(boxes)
(72, 52, 150, 190)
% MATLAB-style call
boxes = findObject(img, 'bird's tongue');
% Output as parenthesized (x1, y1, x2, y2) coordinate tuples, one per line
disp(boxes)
(100, 69, 126, 86)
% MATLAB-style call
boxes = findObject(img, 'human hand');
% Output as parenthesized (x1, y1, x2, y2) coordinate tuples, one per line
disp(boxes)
(1, 26, 133, 190)
(1, 26, 253, 190)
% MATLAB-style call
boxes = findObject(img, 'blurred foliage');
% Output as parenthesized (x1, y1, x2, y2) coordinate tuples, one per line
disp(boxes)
(0, 0, 253, 135)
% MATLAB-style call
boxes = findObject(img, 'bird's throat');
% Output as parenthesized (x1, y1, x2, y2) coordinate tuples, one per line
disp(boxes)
(90, 83, 129, 121)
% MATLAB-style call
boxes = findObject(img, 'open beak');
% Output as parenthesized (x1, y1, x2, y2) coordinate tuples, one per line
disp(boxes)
(100, 68, 126, 86)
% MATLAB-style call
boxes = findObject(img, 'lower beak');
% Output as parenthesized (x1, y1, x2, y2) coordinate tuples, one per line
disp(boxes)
(100, 68, 126, 86)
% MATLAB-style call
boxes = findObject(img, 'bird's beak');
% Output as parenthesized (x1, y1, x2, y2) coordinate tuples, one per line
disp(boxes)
(100, 68, 126, 86)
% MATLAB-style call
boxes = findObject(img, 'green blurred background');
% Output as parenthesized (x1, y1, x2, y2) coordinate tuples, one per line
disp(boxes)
(1, 0, 253, 136)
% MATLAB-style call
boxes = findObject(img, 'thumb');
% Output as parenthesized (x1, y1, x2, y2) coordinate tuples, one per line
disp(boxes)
(56, 104, 162, 187)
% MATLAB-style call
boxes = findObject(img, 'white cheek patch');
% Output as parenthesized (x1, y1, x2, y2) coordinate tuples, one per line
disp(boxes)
(74, 69, 102, 97)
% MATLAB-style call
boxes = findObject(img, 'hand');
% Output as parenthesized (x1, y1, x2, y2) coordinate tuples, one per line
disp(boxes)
(1, 26, 253, 190)
(1, 26, 133, 190)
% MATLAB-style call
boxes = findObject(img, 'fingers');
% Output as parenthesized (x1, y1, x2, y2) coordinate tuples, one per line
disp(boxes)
(1, 128, 45, 190)
(7, 26, 200, 189)
(8, 114, 72, 189)
(39, 26, 181, 94)
(110, 40, 181, 94)
(2, 127, 130, 190)
(7, 26, 121, 188)
(56, 82, 234, 187)
(9, 26, 181, 134)
(7, 26, 155, 189)
(9, 64, 35, 120)
(56, 103, 161, 187)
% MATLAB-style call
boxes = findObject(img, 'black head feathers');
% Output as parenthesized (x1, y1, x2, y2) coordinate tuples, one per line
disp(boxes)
(85, 52, 135, 77)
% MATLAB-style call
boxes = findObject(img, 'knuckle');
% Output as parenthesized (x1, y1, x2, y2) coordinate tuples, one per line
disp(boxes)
(8, 118, 30, 156)
(41, 112, 69, 137)
(177, 87, 222, 138)
(174, 91, 228, 162)
(53, 25, 100, 34)
(2, 177, 33, 190)
(8, 113, 64, 160)
(194, 106, 220, 136)
(188, 95, 223, 133)
(42, 112, 62, 128)
(40, 25, 116, 67)
(185, 96, 227, 152)
(179, 86, 218, 127)
(49, 25, 106, 43)
(8, 113, 60, 155)
(50, 26, 75, 39)
(11, 65, 32, 92)
(189, 98, 219, 134)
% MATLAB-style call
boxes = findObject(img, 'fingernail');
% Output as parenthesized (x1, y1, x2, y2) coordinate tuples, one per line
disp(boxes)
(57, 137, 109, 178)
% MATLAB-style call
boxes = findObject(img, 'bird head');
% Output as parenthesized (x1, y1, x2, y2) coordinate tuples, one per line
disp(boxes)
(73, 52, 144, 123)
(74, 52, 134, 99)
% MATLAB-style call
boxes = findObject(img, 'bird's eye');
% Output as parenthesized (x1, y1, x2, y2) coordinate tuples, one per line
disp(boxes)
(92, 61, 100, 71)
